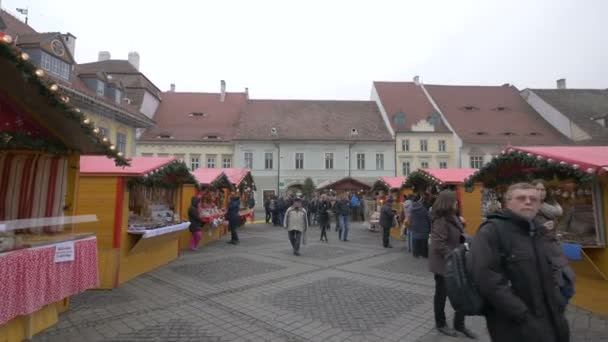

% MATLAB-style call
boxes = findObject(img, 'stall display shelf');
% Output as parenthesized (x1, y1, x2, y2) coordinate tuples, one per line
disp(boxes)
(128, 222, 190, 238)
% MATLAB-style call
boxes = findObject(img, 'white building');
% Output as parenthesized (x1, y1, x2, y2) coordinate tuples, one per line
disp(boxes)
(233, 100, 395, 203)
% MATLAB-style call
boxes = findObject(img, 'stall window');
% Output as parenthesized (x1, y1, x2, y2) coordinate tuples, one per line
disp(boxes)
(357, 153, 365, 170)
(244, 152, 253, 169)
(420, 139, 428, 152)
(223, 156, 232, 168)
(376, 154, 384, 170)
(470, 156, 484, 169)
(190, 155, 200, 170)
(295, 153, 304, 169)
(207, 155, 216, 168)
(116, 132, 127, 154)
(439, 161, 448, 169)
(438, 140, 446, 152)
(325, 153, 334, 170)
(402, 161, 411, 176)
(402, 139, 409, 152)
(265, 152, 273, 170)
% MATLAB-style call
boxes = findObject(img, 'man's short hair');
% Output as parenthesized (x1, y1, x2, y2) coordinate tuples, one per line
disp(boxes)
(505, 182, 538, 200)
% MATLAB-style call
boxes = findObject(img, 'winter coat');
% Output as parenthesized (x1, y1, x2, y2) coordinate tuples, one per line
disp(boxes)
(284, 207, 308, 232)
(471, 209, 570, 342)
(317, 201, 330, 222)
(227, 197, 241, 228)
(429, 215, 463, 275)
(379, 202, 396, 229)
(247, 197, 255, 209)
(336, 199, 351, 216)
(187, 197, 203, 232)
(409, 201, 431, 239)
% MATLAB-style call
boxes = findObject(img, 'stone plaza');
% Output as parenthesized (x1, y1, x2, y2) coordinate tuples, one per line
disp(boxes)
(33, 222, 607, 342)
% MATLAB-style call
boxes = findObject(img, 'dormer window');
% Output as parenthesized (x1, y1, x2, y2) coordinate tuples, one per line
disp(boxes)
(40, 51, 70, 80)
(393, 112, 406, 126)
(528, 132, 542, 136)
(157, 134, 173, 139)
(351, 128, 359, 136)
(204, 135, 219, 140)
(474, 131, 488, 136)
(460, 105, 479, 111)
(493, 106, 510, 111)
(593, 116, 607, 128)
(502, 132, 516, 136)
(189, 112, 207, 118)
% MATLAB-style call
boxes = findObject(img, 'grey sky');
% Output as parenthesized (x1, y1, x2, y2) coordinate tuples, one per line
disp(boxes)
(3, 0, 607, 99)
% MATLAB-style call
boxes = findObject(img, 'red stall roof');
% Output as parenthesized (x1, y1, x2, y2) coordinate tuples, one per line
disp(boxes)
(507, 146, 608, 174)
(423, 168, 478, 184)
(80, 156, 177, 176)
(192, 168, 224, 185)
(379, 176, 406, 189)
(223, 168, 252, 186)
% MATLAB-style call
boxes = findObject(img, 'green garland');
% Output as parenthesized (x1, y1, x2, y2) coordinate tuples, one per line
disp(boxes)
(464, 150, 594, 190)
(404, 170, 437, 189)
(127, 161, 197, 189)
(0, 39, 130, 166)
(0, 131, 70, 154)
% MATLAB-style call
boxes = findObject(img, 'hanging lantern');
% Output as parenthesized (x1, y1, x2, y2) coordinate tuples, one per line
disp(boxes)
(35, 69, 45, 77)
(19, 52, 29, 61)
(49, 84, 59, 92)
(572, 164, 580, 170)
(547, 158, 554, 163)
(536, 155, 544, 161)
(559, 161, 566, 166)
(586, 168, 595, 174)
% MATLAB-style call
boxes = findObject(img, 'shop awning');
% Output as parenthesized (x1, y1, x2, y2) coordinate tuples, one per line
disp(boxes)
(372, 176, 406, 191)
(222, 168, 255, 189)
(506, 146, 608, 175)
(80, 156, 176, 176)
(316, 177, 372, 192)
(192, 168, 234, 190)
(405, 168, 477, 188)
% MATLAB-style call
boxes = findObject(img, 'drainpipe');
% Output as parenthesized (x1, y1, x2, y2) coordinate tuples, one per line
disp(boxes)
(274, 142, 281, 195)
(348, 143, 355, 178)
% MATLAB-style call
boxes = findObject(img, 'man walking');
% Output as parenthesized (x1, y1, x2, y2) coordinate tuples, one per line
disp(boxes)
(472, 183, 570, 342)
(264, 196, 272, 224)
(317, 194, 330, 242)
(380, 197, 396, 248)
(284, 197, 308, 256)
(227, 192, 241, 245)
(336, 194, 351, 241)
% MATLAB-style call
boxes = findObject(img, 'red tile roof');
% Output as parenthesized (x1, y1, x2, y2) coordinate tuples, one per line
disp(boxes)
(235, 100, 392, 141)
(138, 92, 248, 142)
(223, 168, 252, 186)
(424, 84, 567, 145)
(373, 81, 451, 133)
(80, 156, 177, 175)
(192, 168, 224, 185)
(507, 146, 608, 175)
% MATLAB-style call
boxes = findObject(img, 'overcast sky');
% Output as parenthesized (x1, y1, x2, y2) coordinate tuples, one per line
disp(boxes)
(3, 0, 607, 99)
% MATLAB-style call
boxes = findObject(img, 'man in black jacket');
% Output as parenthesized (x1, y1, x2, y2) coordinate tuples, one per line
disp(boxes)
(379, 197, 396, 248)
(471, 183, 570, 342)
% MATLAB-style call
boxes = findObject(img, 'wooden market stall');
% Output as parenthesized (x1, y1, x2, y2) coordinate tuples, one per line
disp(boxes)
(369, 177, 407, 234)
(223, 168, 256, 224)
(0, 33, 125, 340)
(464, 146, 608, 315)
(77, 156, 196, 289)
(405, 168, 480, 235)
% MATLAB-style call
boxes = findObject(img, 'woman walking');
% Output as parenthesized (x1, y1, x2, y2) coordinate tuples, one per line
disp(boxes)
(318, 194, 330, 242)
(410, 194, 431, 258)
(429, 190, 476, 339)
(187, 196, 204, 250)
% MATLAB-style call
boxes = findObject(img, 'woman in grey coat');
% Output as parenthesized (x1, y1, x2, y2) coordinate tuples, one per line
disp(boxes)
(429, 190, 476, 339)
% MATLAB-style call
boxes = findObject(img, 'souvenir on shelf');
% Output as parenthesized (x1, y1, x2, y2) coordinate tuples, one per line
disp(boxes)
(127, 185, 184, 233)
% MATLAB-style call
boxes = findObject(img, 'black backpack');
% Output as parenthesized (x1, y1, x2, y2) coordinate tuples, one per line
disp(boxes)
(444, 222, 511, 316)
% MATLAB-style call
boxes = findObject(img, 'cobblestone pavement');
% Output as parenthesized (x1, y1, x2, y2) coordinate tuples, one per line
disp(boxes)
(34, 222, 608, 342)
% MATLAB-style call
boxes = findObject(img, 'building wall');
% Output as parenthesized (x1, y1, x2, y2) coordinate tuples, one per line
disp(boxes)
(140, 91, 160, 119)
(136, 142, 234, 170)
(460, 143, 504, 169)
(85, 111, 136, 158)
(395, 132, 455, 175)
(234, 140, 394, 204)
(521, 89, 591, 141)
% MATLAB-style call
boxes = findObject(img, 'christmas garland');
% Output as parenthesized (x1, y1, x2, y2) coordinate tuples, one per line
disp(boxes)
(127, 161, 197, 189)
(0, 131, 70, 154)
(463, 150, 594, 191)
(0, 35, 130, 166)
(404, 170, 438, 189)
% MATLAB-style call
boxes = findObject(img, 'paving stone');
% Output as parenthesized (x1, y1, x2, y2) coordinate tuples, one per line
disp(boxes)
(280, 244, 359, 259)
(170, 256, 286, 284)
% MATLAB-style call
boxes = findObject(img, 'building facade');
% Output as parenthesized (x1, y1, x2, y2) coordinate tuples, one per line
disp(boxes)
(233, 99, 395, 204)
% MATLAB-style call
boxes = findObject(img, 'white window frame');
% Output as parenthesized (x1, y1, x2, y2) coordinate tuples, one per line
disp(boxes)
(439, 161, 448, 169)
(325, 152, 334, 170)
(116, 132, 127, 154)
(438, 140, 446, 152)
(295, 152, 304, 170)
(356, 153, 365, 170)
(40, 51, 70, 80)
(376, 153, 384, 170)
(190, 155, 200, 170)
(420, 139, 428, 152)
(207, 154, 217, 168)
(265, 152, 273, 170)
(401, 139, 409, 152)
(421, 160, 429, 169)
(244, 152, 253, 169)
(402, 161, 411, 176)
(470, 156, 484, 169)
(222, 156, 232, 168)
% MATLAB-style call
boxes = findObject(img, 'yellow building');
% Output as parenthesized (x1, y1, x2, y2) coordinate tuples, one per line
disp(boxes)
(372, 80, 457, 176)
(137, 81, 248, 171)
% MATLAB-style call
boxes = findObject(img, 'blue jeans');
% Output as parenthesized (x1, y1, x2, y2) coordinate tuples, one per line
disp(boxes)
(339, 215, 349, 241)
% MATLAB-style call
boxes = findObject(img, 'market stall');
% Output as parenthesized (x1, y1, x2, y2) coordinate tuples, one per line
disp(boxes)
(224, 168, 256, 224)
(464, 146, 608, 315)
(77, 156, 196, 289)
(0, 33, 124, 340)
(369, 177, 407, 233)
(405, 168, 479, 235)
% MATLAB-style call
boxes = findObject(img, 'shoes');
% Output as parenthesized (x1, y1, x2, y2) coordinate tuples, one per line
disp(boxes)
(343, 239, 349, 242)
(436, 326, 458, 337)
(293, 251, 300, 256)
(456, 327, 478, 339)
(227, 240, 239, 245)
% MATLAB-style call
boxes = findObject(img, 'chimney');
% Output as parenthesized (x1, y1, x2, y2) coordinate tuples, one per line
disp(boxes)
(413, 75, 421, 85)
(128, 51, 140, 70)
(556, 78, 566, 89)
(61, 33, 77, 59)
(220, 80, 226, 102)
(98, 51, 111, 61)
(170, 83, 175, 92)
(245, 87, 249, 100)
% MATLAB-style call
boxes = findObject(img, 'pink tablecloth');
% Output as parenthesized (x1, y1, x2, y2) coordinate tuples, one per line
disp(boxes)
(0, 237, 99, 325)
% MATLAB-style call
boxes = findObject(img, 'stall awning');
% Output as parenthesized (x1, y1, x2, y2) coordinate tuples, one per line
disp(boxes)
(222, 168, 255, 189)
(374, 176, 406, 190)
(316, 177, 372, 192)
(423, 168, 477, 184)
(506, 146, 608, 175)
(192, 168, 235, 190)
(80, 156, 176, 176)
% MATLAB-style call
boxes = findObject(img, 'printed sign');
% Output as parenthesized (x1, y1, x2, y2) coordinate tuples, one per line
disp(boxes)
(54, 241, 75, 263)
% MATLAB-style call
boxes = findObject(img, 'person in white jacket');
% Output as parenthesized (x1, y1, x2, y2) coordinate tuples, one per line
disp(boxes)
(284, 197, 308, 256)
